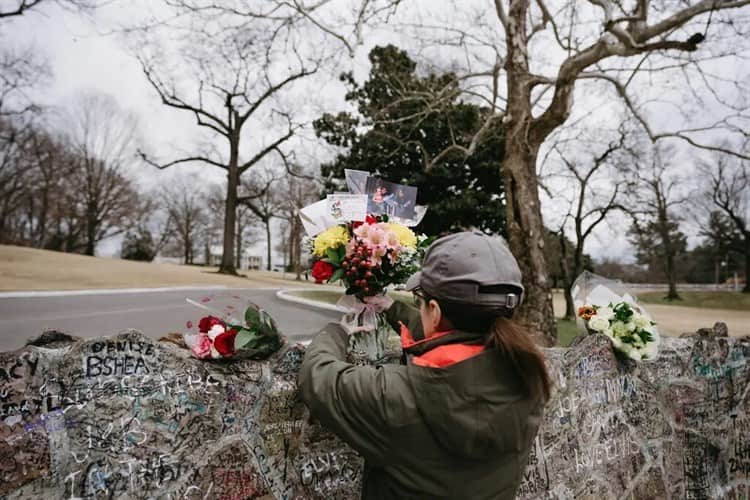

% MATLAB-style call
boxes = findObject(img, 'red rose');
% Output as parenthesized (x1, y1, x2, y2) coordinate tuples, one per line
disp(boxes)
(214, 328, 238, 357)
(311, 261, 335, 283)
(198, 316, 224, 333)
(353, 214, 379, 229)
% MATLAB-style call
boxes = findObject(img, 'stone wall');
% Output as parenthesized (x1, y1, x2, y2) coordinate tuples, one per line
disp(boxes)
(0, 325, 748, 499)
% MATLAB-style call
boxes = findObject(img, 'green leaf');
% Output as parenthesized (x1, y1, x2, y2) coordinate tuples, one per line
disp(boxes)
(258, 310, 280, 338)
(245, 304, 262, 331)
(234, 329, 257, 350)
(330, 268, 345, 283)
(326, 248, 341, 265)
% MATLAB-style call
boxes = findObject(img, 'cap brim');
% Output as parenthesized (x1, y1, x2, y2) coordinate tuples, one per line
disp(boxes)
(405, 271, 422, 291)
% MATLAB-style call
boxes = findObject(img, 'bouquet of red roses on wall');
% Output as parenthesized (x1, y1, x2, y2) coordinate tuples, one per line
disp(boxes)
(183, 294, 282, 360)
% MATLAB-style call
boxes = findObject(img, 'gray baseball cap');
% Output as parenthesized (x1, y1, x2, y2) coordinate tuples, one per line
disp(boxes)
(405, 231, 524, 309)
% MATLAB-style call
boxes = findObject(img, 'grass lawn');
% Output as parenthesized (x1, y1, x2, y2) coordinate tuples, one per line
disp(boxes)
(287, 288, 580, 347)
(0, 244, 315, 290)
(638, 291, 750, 311)
(556, 319, 580, 347)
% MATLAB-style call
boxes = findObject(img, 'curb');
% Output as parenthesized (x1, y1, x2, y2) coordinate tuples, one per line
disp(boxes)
(275, 289, 347, 313)
(0, 285, 244, 299)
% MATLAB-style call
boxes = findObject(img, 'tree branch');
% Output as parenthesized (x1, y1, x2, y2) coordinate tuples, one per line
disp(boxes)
(138, 151, 226, 170)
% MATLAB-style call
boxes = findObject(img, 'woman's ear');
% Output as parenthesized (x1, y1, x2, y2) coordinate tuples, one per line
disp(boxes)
(427, 299, 443, 331)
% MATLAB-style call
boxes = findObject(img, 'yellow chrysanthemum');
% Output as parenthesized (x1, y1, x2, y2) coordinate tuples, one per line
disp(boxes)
(387, 223, 417, 248)
(313, 226, 349, 256)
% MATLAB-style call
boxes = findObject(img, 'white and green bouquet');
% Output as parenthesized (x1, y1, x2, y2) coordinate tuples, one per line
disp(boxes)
(573, 272, 660, 361)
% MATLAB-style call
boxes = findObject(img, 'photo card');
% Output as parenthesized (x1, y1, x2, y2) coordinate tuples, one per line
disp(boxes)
(364, 177, 418, 220)
(326, 194, 368, 223)
(344, 169, 369, 194)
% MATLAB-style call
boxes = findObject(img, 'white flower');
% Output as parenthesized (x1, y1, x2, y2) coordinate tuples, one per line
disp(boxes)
(611, 321, 629, 337)
(610, 336, 623, 349)
(210, 346, 221, 359)
(597, 307, 615, 321)
(626, 321, 637, 332)
(627, 349, 643, 361)
(619, 343, 633, 355)
(633, 315, 651, 330)
(208, 324, 225, 340)
(588, 316, 611, 332)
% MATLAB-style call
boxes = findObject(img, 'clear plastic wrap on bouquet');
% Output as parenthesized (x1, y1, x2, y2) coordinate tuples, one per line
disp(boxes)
(571, 271, 660, 361)
(337, 294, 401, 365)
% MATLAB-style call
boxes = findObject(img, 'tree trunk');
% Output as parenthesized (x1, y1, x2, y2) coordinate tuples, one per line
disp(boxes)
(503, 1, 557, 345)
(658, 203, 681, 301)
(666, 251, 680, 300)
(236, 215, 242, 270)
(558, 231, 575, 320)
(295, 222, 302, 280)
(219, 138, 239, 275)
(85, 210, 96, 256)
(265, 219, 272, 271)
(184, 235, 190, 265)
(744, 237, 750, 293)
(502, 147, 557, 346)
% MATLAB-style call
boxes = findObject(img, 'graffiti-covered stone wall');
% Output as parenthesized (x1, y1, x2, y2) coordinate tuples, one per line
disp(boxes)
(0, 325, 748, 499)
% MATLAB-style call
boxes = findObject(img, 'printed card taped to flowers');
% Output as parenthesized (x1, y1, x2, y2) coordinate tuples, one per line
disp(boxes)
(572, 271, 660, 361)
(183, 293, 282, 360)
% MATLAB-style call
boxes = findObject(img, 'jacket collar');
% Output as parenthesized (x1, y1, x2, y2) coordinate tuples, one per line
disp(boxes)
(399, 322, 488, 357)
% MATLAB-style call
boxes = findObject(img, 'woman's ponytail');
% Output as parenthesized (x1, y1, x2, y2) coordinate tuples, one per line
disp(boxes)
(488, 318, 551, 403)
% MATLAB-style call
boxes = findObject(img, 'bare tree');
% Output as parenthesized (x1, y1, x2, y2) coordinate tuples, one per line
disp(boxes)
(161, 178, 208, 265)
(0, 118, 33, 240)
(0, 46, 50, 117)
(276, 173, 320, 279)
(548, 130, 627, 318)
(239, 171, 282, 271)
(63, 92, 142, 255)
(700, 154, 750, 292)
(135, 2, 319, 275)
(0, 0, 92, 18)
(625, 147, 688, 300)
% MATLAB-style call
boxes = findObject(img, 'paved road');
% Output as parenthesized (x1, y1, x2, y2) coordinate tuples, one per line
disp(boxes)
(0, 288, 340, 352)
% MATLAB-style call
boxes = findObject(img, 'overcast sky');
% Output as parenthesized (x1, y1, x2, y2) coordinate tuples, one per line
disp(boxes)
(4, 1, 744, 263)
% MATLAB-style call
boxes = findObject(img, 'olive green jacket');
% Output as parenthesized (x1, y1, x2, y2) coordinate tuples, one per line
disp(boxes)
(299, 303, 543, 499)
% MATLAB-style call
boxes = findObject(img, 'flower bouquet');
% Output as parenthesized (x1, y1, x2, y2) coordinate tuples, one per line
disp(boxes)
(310, 214, 431, 363)
(572, 271, 660, 361)
(183, 294, 283, 360)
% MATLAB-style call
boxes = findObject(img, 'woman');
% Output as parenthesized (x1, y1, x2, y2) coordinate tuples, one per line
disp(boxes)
(299, 231, 551, 499)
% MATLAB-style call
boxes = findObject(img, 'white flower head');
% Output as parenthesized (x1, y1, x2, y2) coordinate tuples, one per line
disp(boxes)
(208, 324, 225, 340)
(611, 321, 629, 337)
(610, 336, 623, 349)
(588, 316, 610, 332)
(634, 315, 651, 330)
(210, 346, 222, 359)
(597, 307, 615, 321)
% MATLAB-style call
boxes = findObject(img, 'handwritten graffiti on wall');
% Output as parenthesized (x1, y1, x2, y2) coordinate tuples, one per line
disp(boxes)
(0, 329, 749, 500)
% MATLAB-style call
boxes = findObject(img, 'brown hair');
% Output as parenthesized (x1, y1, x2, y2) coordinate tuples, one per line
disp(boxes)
(488, 317, 551, 403)
(436, 300, 552, 403)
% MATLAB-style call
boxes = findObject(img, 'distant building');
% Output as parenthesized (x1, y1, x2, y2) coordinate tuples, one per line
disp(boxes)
(206, 245, 263, 270)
